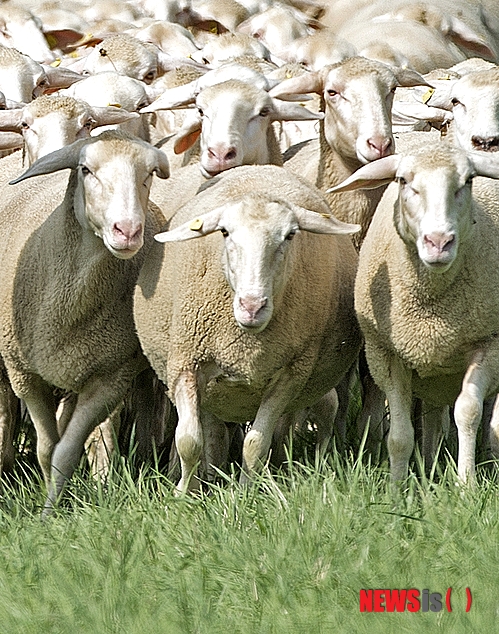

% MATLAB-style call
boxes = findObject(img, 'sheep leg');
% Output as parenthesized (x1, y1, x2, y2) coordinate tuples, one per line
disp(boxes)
(488, 394, 499, 460)
(421, 405, 449, 474)
(44, 378, 131, 513)
(174, 370, 203, 494)
(21, 377, 59, 484)
(240, 372, 300, 483)
(84, 403, 123, 481)
(381, 356, 414, 484)
(201, 413, 229, 482)
(311, 388, 339, 459)
(0, 365, 17, 475)
(453, 353, 491, 484)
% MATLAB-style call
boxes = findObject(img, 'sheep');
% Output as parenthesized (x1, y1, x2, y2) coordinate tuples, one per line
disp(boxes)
(0, 2, 56, 63)
(191, 32, 272, 67)
(60, 72, 154, 141)
(133, 164, 362, 491)
(0, 130, 169, 513)
(271, 57, 430, 248)
(81, 33, 203, 83)
(0, 45, 82, 103)
(0, 94, 140, 167)
(271, 57, 431, 453)
(329, 140, 499, 485)
(143, 76, 323, 177)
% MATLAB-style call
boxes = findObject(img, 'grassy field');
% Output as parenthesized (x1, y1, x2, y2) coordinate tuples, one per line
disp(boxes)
(0, 448, 497, 634)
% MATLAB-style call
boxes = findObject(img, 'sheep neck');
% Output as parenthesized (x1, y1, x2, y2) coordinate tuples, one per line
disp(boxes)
(316, 116, 385, 251)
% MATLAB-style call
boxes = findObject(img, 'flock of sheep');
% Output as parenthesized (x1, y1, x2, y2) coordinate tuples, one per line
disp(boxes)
(0, 0, 498, 514)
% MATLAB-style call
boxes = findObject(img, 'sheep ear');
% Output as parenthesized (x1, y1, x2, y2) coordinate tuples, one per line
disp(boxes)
(268, 72, 322, 100)
(41, 64, 84, 90)
(0, 108, 23, 132)
(152, 148, 170, 179)
(326, 154, 401, 193)
(423, 79, 457, 110)
(469, 152, 499, 181)
(140, 82, 198, 113)
(270, 99, 324, 122)
(155, 207, 226, 242)
(9, 139, 87, 184)
(444, 15, 496, 60)
(393, 67, 432, 88)
(292, 204, 360, 235)
(173, 115, 202, 154)
(89, 106, 140, 128)
(0, 131, 23, 150)
(391, 101, 452, 125)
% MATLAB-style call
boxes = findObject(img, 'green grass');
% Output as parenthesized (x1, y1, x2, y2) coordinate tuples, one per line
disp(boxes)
(0, 451, 497, 634)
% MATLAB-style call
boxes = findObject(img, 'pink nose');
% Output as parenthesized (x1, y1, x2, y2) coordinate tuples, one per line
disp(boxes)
(239, 295, 267, 321)
(367, 136, 393, 159)
(113, 220, 143, 245)
(206, 144, 238, 171)
(424, 232, 455, 255)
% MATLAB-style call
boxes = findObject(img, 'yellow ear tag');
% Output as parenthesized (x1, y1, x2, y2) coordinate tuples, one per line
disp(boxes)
(189, 218, 203, 231)
(422, 87, 435, 104)
(107, 102, 121, 108)
(50, 58, 61, 68)
(321, 213, 331, 219)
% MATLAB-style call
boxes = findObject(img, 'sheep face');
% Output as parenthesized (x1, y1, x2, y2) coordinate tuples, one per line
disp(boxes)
(195, 81, 276, 176)
(0, 47, 48, 102)
(393, 152, 475, 270)
(22, 108, 93, 165)
(75, 141, 168, 259)
(11, 132, 170, 260)
(321, 63, 396, 165)
(155, 193, 359, 332)
(448, 69, 499, 153)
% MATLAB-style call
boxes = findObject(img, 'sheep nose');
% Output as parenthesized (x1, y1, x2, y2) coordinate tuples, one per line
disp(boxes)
(113, 220, 143, 243)
(471, 135, 499, 152)
(239, 295, 267, 320)
(367, 136, 393, 158)
(424, 232, 455, 254)
(207, 145, 238, 164)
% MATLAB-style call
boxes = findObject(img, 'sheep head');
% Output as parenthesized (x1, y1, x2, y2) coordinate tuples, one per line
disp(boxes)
(10, 131, 169, 259)
(155, 193, 359, 332)
(329, 144, 499, 271)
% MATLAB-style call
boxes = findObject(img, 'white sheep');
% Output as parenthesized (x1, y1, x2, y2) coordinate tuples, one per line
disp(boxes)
(329, 140, 499, 485)
(143, 76, 323, 176)
(60, 72, 154, 141)
(0, 130, 169, 513)
(0, 44, 81, 103)
(0, 2, 56, 63)
(134, 164, 362, 491)
(0, 94, 140, 166)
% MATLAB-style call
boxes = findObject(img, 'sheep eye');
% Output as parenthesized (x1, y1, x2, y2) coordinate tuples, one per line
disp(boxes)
(197, 107, 204, 116)
(137, 102, 148, 111)
(80, 165, 91, 175)
(286, 230, 296, 240)
(451, 97, 461, 106)
(259, 107, 271, 117)
(220, 228, 229, 237)
(202, 57, 210, 65)
(397, 176, 407, 185)
(83, 119, 94, 130)
(143, 71, 155, 83)
(21, 121, 29, 129)
(326, 89, 338, 97)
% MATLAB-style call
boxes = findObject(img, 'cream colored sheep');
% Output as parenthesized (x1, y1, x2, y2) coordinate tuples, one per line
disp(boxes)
(0, 130, 169, 513)
(0, 94, 140, 166)
(0, 45, 81, 103)
(330, 140, 499, 485)
(134, 164, 361, 491)
(144, 77, 323, 177)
